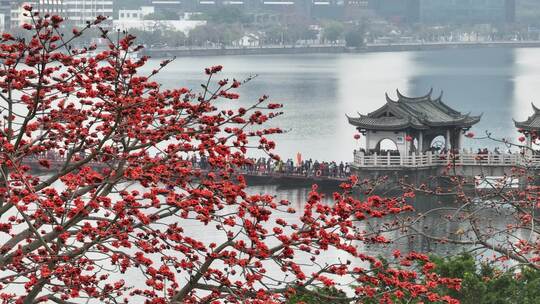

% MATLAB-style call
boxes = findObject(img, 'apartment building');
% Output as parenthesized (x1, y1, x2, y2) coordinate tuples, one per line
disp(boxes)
(11, 0, 113, 28)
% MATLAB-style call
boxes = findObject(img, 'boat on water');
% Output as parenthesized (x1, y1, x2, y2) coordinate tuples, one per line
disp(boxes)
(74, 49, 140, 60)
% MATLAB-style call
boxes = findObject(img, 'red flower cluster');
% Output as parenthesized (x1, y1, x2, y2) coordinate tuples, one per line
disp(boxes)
(0, 14, 461, 304)
(205, 65, 223, 75)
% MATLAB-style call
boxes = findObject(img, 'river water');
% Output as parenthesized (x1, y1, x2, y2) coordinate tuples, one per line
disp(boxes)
(144, 47, 540, 163)
(140, 48, 533, 259)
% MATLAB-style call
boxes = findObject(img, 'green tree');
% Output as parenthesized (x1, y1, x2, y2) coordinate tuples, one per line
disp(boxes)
(262, 25, 286, 44)
(207, 6, 251, 24)
(143, 11, 179, 20)
(188, 24, 243, 46)
(322, 21, 344, 44)
(286, 21, 317, 44)
(345, 26, 365, 48)
(432, 253, 540, 304)
(163, 30, 187, 47)
(287, 287, 349, 304)
(128, 28, 164, 47)
(188, 25, 213, 46)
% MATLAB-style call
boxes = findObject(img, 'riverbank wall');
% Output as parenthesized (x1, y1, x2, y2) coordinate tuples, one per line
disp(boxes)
(142, 41, 540, 58)
(142, 45, 346, 58)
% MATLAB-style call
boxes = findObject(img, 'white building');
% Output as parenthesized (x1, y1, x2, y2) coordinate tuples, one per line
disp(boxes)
(233, 34, 260, 47)
(113, 19, 206, 35)
(10, 2, 32, 28)
(12, 0, 113, 29)
(0, 13, 5, 32)
(114, 7, 205, 35)
(118, 6, 155, 21)
(63, 0, 113, 28)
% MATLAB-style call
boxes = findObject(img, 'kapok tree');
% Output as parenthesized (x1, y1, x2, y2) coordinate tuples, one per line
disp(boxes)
(0, 7, 460, 304)
(398, 132, 540, 271)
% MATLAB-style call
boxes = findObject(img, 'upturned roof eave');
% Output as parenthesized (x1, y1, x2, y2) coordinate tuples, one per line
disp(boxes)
(514, 120, 540, 130)
(396, 88, 433, 102)
(347, 116, 418, 130)
(351, 123, 430, 131)
(423, 115, 482, 127)
(350, 89, 482, 130)
(348, 113, 481, 129)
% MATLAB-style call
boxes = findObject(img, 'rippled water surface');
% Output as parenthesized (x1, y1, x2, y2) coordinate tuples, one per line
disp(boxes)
(140, 48, 540, 258)
(143, 47, 540, 162)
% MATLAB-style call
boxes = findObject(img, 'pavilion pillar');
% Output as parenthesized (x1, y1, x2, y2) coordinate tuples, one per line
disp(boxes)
(365, 131, 370, 153)
(524, 133, 533, 157)
(456, 130, 463, 152)
(418, 131, 423, 154)
(445, 129, 451, 150)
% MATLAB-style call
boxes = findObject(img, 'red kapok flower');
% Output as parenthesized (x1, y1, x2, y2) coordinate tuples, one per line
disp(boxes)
(205, 65, 223, 75)
(465, 132, 475, 138)
(38, 159, 50, 168)
(354, 134, 361, 140)
(519, 136, 526, 142)
(51, 15, 63, 24)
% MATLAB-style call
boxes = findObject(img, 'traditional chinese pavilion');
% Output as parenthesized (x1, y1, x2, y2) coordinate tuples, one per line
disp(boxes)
(348, 89, 481, 156)
(514, 103, 540, 149)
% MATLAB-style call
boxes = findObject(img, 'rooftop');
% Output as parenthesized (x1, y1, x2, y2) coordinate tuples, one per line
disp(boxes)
(514, 103, 540, 130)
(348, 89, 482, 131)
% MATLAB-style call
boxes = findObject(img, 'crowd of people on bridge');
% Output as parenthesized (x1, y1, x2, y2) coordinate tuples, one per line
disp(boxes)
(192, 155, 351, 178)
(245, 158, 351, 178)
(28, 151, 350, 179)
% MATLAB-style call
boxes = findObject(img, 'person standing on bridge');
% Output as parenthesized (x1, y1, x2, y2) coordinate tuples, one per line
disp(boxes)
(313, 160, 320, 176)
(266, 158, 272, 173)
(287, 159, 294, 173)
(191, 155, 197, 168)
(200, 155, 208, 170)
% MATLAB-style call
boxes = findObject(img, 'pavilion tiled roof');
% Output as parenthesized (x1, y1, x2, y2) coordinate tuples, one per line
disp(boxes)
(514, 104, 540, 130)
(347, 89, 482, 131)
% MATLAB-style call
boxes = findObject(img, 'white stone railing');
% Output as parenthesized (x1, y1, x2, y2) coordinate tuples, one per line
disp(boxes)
(353, 151, 540, 168)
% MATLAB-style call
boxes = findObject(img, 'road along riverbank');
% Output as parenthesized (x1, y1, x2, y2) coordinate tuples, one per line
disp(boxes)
(142, 41, 540, 58)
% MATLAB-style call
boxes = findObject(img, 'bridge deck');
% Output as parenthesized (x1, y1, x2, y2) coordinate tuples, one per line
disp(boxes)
(20, 158, 349, 188)
(353, 151, 540, 169)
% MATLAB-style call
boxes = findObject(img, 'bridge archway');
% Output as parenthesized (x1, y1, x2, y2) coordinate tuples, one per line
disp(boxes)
(429, 135, 446, 152)
(375, 138, 400, 155)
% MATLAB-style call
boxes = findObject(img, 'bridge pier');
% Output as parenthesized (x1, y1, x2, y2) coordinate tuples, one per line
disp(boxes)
(351, 151, 540, 189)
